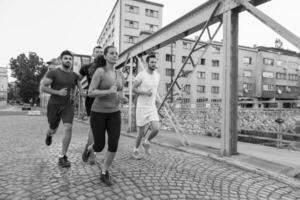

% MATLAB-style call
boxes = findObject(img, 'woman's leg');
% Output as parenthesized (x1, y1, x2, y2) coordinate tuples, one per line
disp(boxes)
(103, 111, 121, 172)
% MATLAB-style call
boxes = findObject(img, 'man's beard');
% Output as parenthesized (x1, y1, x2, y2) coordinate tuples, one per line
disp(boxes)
(149, 66, 155, 71)
(63, 63, 71, 69)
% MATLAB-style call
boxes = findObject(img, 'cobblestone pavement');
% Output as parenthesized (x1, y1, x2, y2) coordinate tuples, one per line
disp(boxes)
(1, 115, 300, 200)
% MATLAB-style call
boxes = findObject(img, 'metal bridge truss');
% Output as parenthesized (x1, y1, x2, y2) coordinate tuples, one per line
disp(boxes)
(115, 0, 300, 156)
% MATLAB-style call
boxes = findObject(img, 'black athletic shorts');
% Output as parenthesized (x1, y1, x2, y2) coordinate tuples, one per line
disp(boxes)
(47, 103, 74, 130)
(85, 96, 95, 117)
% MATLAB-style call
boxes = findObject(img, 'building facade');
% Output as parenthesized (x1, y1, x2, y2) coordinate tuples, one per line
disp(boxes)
(255, 47, 300, 100)
(97, 0, 163, 52)
(156, 40, 300, 103)
(97, 0, 300, 104)
(0, 67, 8, 106)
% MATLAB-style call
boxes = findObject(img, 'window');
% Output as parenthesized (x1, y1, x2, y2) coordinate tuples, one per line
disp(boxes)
(243, 83, 253, 91)
(183, 84, 191, 94)
(212, 60, 219, 67)
(290, 86, 299, 93)
(182, 98, 190, 103)
(263, 58, 274, 65)
(145, 9, 158, 18)
(211, 99, 221, 103)
(165, 68, 175, 76)
(243, 70, 252, 77)
(262, 71, 274, 78)
(125, 4, 139, 14)
(182, 41, 192, 49)
(197, 98, 208, 103)
(243, 57, 252, 64)
(166, 54, 175, 62)
(199, 58, 205, 65)
(211, 73, 219, 80)
(197, 85, 205, 93)
(145, 23, 158, 32)
(125, 20, 139, 29)
(197, 72, 205, 79)
(181, 70, 190, 78)
(276, 72, 286, 80)
(182, 56, 191, 64)
(262, 84, 275, 91)
(124, 35, 138, 43)
(211, 86, 219, 94)
(288, 74, 298, 81)
(165, 83, 171, 92)
(276, 60, 285, 67)
(276, 85, 285, 92)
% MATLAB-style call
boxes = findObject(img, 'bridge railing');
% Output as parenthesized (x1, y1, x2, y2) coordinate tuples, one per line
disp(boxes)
(120, 100, 300, 149)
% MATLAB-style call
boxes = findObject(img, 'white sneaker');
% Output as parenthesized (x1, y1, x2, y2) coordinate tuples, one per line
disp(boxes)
(88, 152, 96, 165)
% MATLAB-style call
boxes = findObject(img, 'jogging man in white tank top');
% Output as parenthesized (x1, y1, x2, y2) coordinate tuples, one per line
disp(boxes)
(132, 54, 160, 158)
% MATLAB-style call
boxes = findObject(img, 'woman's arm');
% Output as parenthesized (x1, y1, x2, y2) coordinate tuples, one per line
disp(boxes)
(118, 72, 128, 104)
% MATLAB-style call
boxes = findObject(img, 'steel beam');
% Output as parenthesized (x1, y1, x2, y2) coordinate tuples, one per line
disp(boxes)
(237, 0, 300, 50)
(128, 58, 133, 133)
(158, 2, 221, 111)
(221, 7, 239, 156)
(116, 0, 270, 68)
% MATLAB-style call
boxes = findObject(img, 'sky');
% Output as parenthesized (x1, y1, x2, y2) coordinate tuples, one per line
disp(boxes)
(1, 0, 300, 81)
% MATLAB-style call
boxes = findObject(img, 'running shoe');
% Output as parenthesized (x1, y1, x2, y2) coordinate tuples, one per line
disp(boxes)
(82, 147, 91, 162)
(58, 155, 71, 168)
(45, 133, 52, 146)
(100, 171, 113, 186)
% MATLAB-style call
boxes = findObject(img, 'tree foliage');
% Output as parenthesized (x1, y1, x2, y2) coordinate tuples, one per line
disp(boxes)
(9, 53, 47, 103)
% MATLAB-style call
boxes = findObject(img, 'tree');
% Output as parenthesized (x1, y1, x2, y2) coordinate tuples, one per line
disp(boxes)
(9, 53, 47, 104)
(7, 82, 20, 102)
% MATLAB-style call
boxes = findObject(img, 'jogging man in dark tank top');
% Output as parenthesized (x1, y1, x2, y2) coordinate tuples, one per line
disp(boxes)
(40, 50, 82, 168)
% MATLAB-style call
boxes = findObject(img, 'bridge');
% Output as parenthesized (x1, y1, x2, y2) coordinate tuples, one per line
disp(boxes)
(114, 0, 300, 156)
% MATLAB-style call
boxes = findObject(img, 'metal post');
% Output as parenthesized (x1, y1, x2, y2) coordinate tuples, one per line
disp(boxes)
(128, 58, 133, 133)
(221, 7, 239, 156)
(171, 43, 174, 103)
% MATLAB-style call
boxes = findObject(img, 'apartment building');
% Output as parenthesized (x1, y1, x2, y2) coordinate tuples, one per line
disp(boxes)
(97, 0, 163, 52)
(256, 47, 300, 100)
(97, 0, 300, 104)
(158, 40, 300, 103)
(0, 67, 8, 106)
(156, 39, 224, 104)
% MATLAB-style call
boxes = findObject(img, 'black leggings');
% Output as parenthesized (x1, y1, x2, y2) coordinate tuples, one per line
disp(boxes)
(90, 111, 121, 153)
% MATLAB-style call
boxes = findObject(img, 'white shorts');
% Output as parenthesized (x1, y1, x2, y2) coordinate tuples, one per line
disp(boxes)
(136, 108, 159, 127)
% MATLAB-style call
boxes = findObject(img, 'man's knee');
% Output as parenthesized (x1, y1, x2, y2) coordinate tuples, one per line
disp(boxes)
(63, 123, 73, 133)
(151, 122, 160, 133)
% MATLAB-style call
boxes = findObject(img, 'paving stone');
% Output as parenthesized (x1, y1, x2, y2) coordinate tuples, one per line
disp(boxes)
(0, 115, 300, 200)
